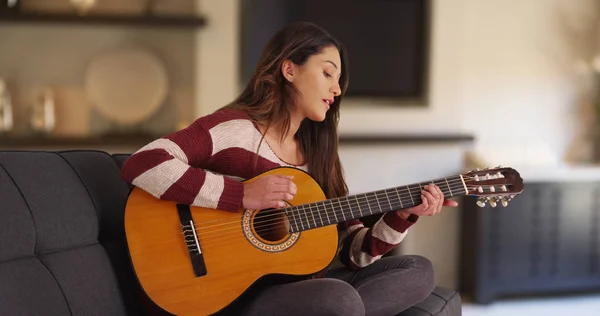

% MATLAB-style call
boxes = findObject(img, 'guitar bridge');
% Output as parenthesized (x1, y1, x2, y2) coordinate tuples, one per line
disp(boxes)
(177, 204, 207, 277)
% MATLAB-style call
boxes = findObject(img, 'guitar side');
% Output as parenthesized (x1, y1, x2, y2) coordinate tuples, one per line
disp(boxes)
(124, 167, 339, 315)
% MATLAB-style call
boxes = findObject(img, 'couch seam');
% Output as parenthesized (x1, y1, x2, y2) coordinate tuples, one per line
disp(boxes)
(55, 152, 101, 241)
(408, 306, 435, 316)
(37, 257, 74, 316)
(0, 157, 73, 316)
(432, 291, 459, 316)
(0, 160, 39, 254)
(407, 291, 459, 316)
(0, 241, 101, 264)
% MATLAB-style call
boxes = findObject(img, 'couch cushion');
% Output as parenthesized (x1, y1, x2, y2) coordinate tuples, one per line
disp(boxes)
(397, 286, 462, 316)
(0, 150, 140, 316)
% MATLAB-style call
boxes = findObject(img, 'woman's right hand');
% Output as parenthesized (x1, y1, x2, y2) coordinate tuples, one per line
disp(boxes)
(242, 175, 297, 210)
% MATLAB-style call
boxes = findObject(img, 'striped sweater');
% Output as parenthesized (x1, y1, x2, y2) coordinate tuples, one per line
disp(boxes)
(120, 108, 418, 270)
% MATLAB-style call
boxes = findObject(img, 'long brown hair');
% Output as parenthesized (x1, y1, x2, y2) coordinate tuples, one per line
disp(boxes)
(222, 21, 349, 199)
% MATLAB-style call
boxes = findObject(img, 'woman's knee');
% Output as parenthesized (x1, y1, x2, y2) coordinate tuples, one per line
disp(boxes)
(404, 255, 436, 296)
(312, 279, 365, 316)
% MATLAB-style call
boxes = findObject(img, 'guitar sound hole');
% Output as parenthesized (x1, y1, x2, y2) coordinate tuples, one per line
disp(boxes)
(253, 209, 290, 243)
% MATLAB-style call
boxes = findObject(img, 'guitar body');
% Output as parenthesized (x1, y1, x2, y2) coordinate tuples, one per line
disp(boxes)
(124, 167, 339, 315)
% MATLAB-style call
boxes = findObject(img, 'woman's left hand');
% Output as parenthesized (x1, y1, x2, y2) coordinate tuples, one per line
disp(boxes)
(395, 183, 458, 219)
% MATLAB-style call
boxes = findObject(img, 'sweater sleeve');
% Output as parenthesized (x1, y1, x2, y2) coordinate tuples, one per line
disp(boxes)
(337, 212, 418, 270)
(120, 119, 244, 212)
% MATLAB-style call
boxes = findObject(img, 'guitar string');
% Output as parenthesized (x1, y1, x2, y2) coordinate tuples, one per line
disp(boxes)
(193, 179, 508, 249)
(191, 184, 469, 246)
(191, 176, 470, 234)
(194, 183, 464, 239)
(180, 175, 508, 247)
(190, 176, 474, 237)
(194, 186, 467, 250)
(188, 179, 476, 245)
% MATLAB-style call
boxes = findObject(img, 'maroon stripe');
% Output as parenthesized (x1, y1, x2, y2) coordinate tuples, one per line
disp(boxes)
(382, 212, 417, 234)
(216, 177, 244, 212)
(361, 229, 396, 257)
(160, 167, 207, 205)
(198, 108, 252, 130)
(208, 148, 281, 179)
(163, 123, 212, 166)
(120, 148, 173, 183)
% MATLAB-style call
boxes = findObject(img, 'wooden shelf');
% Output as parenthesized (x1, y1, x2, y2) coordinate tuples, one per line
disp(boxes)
(0, 11, 207, 29)
(339, 134, 474, 145)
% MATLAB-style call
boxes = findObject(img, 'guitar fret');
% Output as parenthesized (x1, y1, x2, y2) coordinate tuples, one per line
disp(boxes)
(366, 192, 374, 215)
(407, 185, 415, 205)
(297, 207, 305, 231)
(288, 208, 299, 232)
(334, 199, 341, 223)
(317, 202, 324, 226)
(340, 197, 347, 221)
(302, 205, 311, 229)
(308, 205, 317, 228)
(373, 191, 381, 213)
(445, 177, 454, 197)
(323, 201, 331, 225)
(394, 187, 403, 208)
(384, 190, 393, 211)
(355, 195, 363, 217)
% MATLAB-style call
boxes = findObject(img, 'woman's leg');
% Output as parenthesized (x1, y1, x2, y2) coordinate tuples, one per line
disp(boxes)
(326, 255, 435, 316)
(237, 278, 365, 316)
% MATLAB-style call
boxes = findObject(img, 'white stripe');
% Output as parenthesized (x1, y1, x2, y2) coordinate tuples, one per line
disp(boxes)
(338, 223, 364, 245)
(193, 171, 225, 209)
(135, 138, 189, 164)
(371, 217, 409, 245)
(349, 228, 381, 268)
(208, 119, 306, 168)
(132, 159, 189, 198)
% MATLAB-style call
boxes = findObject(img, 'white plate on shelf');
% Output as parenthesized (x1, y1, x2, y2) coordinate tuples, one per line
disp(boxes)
(85, 47, 169, 125)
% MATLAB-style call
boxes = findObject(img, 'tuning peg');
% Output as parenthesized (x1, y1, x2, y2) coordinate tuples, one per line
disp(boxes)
(474, 175, 480, 181)
(489, 199, 497, 207)
(496, 172, 504, 178)
(501, 198, 509, 207)
(501, 185, 507, 191)
(476, 199, 487, 207)
(490, 186, 495, 192)
(478, 186, 483, 193)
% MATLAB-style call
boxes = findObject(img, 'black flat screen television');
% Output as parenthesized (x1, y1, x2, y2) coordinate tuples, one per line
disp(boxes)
(240, 0, 430, 100)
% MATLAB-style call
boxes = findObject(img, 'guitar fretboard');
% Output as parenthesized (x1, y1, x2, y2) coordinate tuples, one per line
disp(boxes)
(286, 175, 466, 232)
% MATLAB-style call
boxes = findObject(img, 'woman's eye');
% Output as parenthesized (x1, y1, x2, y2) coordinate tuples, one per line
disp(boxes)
(324, 71, 332, 78)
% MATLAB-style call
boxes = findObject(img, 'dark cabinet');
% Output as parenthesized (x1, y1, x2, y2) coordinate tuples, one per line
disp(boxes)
(460, 181, 600, 303)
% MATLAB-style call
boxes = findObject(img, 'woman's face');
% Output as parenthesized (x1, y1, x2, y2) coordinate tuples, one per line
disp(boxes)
(284, 45, 342, 122)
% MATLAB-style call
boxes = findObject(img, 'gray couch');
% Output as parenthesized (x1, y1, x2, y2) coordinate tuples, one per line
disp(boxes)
(0, 150, 461, 315)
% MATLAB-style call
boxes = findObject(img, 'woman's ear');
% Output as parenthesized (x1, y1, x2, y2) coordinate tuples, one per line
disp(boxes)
(281, 59, 295, 83)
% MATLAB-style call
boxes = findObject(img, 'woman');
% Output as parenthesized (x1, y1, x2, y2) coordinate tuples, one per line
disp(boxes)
(121, 21, 458, 316)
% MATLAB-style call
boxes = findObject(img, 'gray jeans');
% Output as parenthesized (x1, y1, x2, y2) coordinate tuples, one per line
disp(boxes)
(236, 255, 435, 316)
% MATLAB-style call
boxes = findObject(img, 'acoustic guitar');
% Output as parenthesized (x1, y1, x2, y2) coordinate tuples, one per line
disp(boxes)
(124, 166, 523, 315)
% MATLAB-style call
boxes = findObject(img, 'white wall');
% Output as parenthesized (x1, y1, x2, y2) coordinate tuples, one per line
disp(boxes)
(193, 0, 593, 289)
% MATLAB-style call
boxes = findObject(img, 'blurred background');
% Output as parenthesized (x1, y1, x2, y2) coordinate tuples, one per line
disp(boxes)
(1, 0, 600, 314)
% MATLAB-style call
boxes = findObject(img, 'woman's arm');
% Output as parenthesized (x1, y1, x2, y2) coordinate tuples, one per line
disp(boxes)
(120, 120, 244, 212)
(337, 214, 418, 270)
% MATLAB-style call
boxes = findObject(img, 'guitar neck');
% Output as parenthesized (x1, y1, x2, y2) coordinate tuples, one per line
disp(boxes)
(287, 174, 467, 233)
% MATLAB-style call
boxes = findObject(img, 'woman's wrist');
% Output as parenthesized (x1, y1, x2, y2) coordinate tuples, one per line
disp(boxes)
(395, 210, 411, 220)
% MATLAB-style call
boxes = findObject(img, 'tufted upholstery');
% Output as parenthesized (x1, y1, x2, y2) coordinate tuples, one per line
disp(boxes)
(0, 150, 144, 316)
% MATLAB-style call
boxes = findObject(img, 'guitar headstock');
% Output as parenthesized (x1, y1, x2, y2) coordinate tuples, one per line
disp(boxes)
(463, 166, 524, 208)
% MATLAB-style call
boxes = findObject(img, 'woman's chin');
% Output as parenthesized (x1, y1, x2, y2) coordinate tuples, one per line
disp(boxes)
(308, 112, 327, 122)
